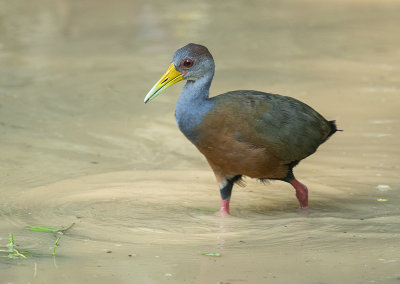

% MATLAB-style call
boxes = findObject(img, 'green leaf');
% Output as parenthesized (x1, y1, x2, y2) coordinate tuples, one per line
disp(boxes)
(201, 253, 221, 257)
(26, 226, 58, 233)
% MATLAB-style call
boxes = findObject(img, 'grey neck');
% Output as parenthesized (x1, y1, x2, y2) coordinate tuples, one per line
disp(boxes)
(174, 73, 215, 144)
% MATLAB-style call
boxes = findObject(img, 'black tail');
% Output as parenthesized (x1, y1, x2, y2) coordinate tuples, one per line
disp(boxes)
(327, 120, 342, 140)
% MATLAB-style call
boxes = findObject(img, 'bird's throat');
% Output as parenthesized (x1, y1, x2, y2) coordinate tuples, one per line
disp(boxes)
(175, 76, 214, 144)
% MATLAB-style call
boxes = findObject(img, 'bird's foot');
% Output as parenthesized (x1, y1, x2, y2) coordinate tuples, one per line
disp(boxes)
(297, 206, 309, 216)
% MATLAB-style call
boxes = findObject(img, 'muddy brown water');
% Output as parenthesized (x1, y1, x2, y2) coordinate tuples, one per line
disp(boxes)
(1, 0, 400, 283)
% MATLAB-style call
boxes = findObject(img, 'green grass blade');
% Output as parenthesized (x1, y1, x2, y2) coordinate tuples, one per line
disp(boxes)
(201, 253, 221, 257)
(26, 226, 58, 233)
(7, 233, 15, 251)
(53, 235, 62, 255)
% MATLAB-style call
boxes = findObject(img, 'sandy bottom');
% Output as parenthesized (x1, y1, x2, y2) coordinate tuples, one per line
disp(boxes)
(1, 169, 400, 283)
(1, 0, 400, 283)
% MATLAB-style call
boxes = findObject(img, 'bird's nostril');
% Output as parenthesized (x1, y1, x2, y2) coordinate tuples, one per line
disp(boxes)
(161, 78, 169, 84)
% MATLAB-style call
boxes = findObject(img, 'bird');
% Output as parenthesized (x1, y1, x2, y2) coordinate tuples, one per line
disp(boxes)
(144, 43, 338, 215)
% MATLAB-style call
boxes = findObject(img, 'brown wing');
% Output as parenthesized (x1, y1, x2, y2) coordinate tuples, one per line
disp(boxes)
(205, 90, 332, 164)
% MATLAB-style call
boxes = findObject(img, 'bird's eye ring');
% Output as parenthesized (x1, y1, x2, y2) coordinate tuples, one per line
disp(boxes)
(181, 58, 194, 68)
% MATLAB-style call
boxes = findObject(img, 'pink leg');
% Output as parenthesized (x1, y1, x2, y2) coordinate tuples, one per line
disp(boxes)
(290, 179, 308, 209)
(220, 199, 230, 215)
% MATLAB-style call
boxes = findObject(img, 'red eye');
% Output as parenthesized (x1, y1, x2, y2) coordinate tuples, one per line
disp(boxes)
(181, 58, 194, 68)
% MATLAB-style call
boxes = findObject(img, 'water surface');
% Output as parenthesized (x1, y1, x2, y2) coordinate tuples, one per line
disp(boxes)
(1, 0, 400, 283)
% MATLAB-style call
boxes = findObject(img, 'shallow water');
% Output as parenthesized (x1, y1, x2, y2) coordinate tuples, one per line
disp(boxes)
(1, 0, 400, 283)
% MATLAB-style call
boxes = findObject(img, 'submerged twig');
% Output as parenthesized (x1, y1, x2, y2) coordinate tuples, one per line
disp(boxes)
(58, 222, 75, 234)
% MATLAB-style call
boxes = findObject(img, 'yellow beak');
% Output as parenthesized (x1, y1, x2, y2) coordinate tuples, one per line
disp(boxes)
(144, 63, 184, 103)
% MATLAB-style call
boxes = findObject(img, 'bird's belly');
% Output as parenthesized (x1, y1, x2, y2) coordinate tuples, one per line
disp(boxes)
(196, 136, 289, 179)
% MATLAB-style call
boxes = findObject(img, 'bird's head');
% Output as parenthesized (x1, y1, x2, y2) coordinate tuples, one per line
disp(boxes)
(144, 43, 214, 103)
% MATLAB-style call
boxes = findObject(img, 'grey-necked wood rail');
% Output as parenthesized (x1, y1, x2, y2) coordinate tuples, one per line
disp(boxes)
(144, 43, 338, 215)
